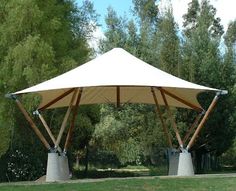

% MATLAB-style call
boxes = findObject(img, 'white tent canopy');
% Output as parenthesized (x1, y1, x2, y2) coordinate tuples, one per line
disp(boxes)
(13, 48, 222, 110)
(9, 47, 227, 179)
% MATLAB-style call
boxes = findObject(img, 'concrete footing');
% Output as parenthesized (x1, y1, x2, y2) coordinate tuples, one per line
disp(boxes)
(177, 151, 194, 176)
(59, 155, 70, 180)
(46, 153, 70, 182)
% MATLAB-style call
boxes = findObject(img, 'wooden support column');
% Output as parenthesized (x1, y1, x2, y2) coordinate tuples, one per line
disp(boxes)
(182, 112, 204, 145)
(159, 88, 183, 148)
(39, 88, 75, 111)
(55, 89, 78, 149)
(160, 89, 202, 111)
(35, 110, 56, 145)
(64, 88, 83, 153)
(13, 97, 50, 150)
(36, 111, 63, 153)
(116, 86, 120, 108)
(151, 87, 172, 147)
(187, 93, 220, 150)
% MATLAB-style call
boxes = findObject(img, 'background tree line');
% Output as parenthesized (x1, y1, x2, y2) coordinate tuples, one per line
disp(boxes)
(0, 0, 235, 181)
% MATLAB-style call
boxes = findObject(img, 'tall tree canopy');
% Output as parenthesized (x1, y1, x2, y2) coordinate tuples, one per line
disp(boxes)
(180, 0, 236, 172)
(97, 0, 236, 170)
(0, 0, 98, 181)
(97, 0, 182, 165)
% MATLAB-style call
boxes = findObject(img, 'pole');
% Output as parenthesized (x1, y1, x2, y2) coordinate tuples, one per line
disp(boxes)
(182, 111, 204, 145)
(34, 110, 56, 144)
(159, 88, 183, 148)
(187, 93, 220, 150)
(64, 88, 83, 153)
(160, 88, 202, 111)
(9, 95, 51, 150)
(55, 89, 78, 149)
(151, 87, 172, 147)
(39, 88, 75, 111)
(116, 86, 120, 108)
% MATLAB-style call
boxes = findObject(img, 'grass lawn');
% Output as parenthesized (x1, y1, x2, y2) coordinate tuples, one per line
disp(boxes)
(0, 176, 236, 191)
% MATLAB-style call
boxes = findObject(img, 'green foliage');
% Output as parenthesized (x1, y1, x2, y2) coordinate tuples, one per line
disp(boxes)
(0, 118, 10, 158)
(153, 9, 181, 76)
(6, 149, 46, 181)
(98, 0, 236, 169)
(220, 138, 236, 167)
(0, 0, 235, 180)
(181, 0, 236, 159)
(133, 0, 159, 25)
(94, 104, 166, 165)
(98, 1, 182, 166)
(99, 7, 127, 52)
(183, 0, 200, 37)
(224, 20, 236, 47)
(72, 105, 100, 150)
(0, 0, 98, 181)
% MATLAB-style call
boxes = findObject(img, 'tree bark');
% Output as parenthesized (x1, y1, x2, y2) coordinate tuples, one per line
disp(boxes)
(84, 146, 89, 177)
(75, 153, 80, 169)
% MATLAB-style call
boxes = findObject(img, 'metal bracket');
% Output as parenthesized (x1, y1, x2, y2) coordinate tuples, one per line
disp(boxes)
(181, 148, 189, 153)
(33, 110, 40, 116)
(201, 110, 206, 115)
(49, 147, 57, 153)
(220, 90, 228, 95)
(5, 93, 17, 100)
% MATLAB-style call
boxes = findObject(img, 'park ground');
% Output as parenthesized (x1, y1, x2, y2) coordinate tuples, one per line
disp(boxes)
(1, 174, 236, 191)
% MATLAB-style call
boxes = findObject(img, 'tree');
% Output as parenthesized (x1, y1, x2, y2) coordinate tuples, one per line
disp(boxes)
(0, 0, 97, 181)
(153, 6, 181, 76)
(181, 0, 236, 172)
(97, 1, 178, 166)
(71, 105, 100, 173)
(99, 6, 127, 52)
(182, 0, 200, 38)
(94, 104, 166, 165)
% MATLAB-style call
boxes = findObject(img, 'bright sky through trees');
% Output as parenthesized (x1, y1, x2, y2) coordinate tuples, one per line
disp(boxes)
(77, 0, 235, 31)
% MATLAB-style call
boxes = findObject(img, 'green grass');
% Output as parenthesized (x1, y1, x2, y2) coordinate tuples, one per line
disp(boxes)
(0, 176, 236, 191)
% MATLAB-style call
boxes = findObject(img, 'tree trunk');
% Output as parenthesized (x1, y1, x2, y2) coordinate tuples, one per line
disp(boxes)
(195, 149, 204, 174)
(75, 153, 80, 169)
(84, 146, 89, 177)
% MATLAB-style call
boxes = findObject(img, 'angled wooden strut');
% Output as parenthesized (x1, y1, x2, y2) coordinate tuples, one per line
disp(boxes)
(182, 111, 204, 145)
(187, 93, 220, 150)
(159, 88, 184, 148)
(160, 88, 202, 111)
(55, 89, 78, 149)
(13, 96, 51, 150)
(39, 88, 75, 111)
(64, 88, 83, 153)
(35, 111, 63, 153)
(34, 110, 56, 144)
(151, 87, 172, 148)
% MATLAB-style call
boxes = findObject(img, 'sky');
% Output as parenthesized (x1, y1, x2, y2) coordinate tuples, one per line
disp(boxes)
(92, 0, 134, 29)
(77, 0, 236, 50)
(78, 0, 235, 30)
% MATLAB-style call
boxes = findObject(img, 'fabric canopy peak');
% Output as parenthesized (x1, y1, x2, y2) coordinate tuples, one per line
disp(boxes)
(11, 48, 226, 110)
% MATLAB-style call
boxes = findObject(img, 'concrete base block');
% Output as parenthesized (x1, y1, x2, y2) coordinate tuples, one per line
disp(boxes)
(46, 153, 70, 182)
(177, 152, 194, 176)
(167, 149, 179, 175)
(58, 155, 70, 180)
(46, 153, 60, 182)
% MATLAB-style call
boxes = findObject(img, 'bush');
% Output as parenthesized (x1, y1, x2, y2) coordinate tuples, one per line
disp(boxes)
(5, 149, 46, 181)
